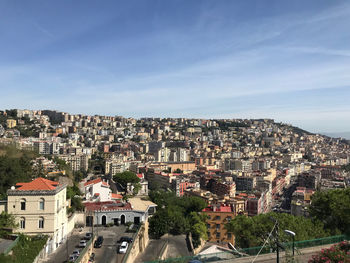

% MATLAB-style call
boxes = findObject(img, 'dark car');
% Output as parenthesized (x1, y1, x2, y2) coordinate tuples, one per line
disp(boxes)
(94, 236, 104, 248)
(84, 232, 93, 240)
(88, 253, 95, 263)
(118, 236, 133, 243)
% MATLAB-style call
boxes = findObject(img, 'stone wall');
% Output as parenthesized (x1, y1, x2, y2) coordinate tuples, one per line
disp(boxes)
(124, 220, 149, 263)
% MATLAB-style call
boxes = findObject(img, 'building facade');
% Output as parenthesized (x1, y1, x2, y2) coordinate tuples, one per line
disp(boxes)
(7, 178, 68, 253)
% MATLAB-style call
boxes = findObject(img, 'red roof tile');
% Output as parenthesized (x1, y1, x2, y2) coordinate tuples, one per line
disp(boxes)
(84, 178, 102, 186)
(84, 201, 132, 211)
(84, 178, 110, 187)
(16, 177, 59, 191)
(111, 193, 123, 199)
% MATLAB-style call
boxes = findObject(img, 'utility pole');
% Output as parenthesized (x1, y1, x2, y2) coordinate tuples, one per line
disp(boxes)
(270, 216, 280, 263)
(66, 231, 69, 259)
(276, 220, 279, 263)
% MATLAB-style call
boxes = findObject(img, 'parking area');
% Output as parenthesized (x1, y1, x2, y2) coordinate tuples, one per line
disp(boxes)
(42, 229, 91, 263)
(40, 225, 134, 263)
(91, 225, 134, 263)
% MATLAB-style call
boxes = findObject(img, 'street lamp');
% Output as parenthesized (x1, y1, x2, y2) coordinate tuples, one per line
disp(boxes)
(284, 230, 296, 257)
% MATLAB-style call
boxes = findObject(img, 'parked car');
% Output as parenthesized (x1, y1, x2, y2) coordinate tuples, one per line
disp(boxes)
(118, 241, 128, 254)
(72, 249, 80, 256)
(118, 236, 133, 243)
(88, 252, 95, 263)
(68, 254, 78, 262)
(79, 240, 87, 248)
(85, 232, 93, 240)
(94, 236, 104, 248)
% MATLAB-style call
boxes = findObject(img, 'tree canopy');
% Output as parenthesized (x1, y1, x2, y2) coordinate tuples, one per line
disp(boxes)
(0, 212, 17, 237)
(309, 188, 350, 235)
(113, 171, 140, 188)
(0, 144, 37, 198)
(225, 212, 330, 248)
(148, 190, 207, 247)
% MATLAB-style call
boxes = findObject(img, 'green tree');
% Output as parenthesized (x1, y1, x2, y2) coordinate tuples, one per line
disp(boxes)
(0, 212, 17, 237)
(0, 145, 37, 198)
(148, 190, 207, 246)
(309, 188, 350, 234)
(189, 212, 208, 248)
(149, 209, 171, 239)
(66, 183, 83, 213)
(225, 212, 330, 248)
(132, 182, 141, 195)
(113, 171, 140, 194)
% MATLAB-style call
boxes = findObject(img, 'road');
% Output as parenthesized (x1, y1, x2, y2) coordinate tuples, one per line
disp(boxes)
(41, 225, 133, 263)
(41, 229, 85, 263)
(91, 225, 132, 263)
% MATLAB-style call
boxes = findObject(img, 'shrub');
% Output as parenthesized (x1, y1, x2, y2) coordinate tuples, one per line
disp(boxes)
(308, 241, 350, 263)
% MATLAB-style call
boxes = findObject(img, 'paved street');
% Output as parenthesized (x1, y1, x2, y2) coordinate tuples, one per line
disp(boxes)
(41, 225, 133, 263)
(0, 238, 14, 254)
(41, 229, 86, 263)
(91, 225, 132, 263)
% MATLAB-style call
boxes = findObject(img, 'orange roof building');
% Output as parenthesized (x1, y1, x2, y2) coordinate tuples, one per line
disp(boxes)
(16, 178, 59, 191)
(7, 177, 68, 253)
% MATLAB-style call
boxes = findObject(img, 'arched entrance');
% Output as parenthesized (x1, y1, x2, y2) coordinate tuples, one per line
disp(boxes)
(102, 215, 107, 226)
(120, 214, 125, 225)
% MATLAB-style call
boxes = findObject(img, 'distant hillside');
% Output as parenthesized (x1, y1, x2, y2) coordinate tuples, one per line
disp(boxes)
(322, 132, 350, 140)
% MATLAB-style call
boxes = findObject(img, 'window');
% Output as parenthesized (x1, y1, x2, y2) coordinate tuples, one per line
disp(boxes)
(226, 216, 232, 221)
(215, 216, 221, 220)
(20, 217, 25, 229)
(216, 232, 221, 239)
(39, 198, 45, 210)
(39, 217, 44, 229)
(20, 199, 26, 210)
(227, 233, 232, 239)
(216, 224, 220, 230)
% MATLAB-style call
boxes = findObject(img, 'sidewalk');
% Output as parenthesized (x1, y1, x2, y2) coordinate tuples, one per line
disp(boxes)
(215, 244, 333, 263)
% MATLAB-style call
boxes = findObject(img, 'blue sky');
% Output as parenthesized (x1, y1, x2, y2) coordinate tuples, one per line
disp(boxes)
(1, 0, 350, 132)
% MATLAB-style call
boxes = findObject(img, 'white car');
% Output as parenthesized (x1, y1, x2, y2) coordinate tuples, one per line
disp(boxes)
(79, 240, 87, 248)
(118, 241, 128, 254)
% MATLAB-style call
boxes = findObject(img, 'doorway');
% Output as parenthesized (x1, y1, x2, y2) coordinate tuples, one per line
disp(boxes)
(120, 214, 125, 224)
(102, 215, 107, 226)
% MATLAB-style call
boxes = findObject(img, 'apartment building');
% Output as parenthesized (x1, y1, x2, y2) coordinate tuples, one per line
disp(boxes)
(202, 202, 245, 245)
(59, 154, 90, 172)
(7, 178, 68, 253)
(6, 119, 17, 128)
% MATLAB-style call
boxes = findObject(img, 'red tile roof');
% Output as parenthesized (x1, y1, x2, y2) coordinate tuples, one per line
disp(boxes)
(84, 178, 110, 187)
(202, 205, 232, 213)
(16, 177, 59, 191)
(137, 173, 143, 179)
(84, 178, 102, 186)
(111, 193, 123, 199)
(84, 201, 132, 211)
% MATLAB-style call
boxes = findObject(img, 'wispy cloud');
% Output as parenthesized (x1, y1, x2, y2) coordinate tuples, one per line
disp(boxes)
(32, 22, 55, 39)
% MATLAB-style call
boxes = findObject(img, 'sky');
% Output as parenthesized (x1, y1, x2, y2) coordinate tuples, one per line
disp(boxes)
(1, 0, 350, 133)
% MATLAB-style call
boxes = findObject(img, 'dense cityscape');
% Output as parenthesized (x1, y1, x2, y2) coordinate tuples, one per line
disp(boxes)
(0, 108, 349, 262)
